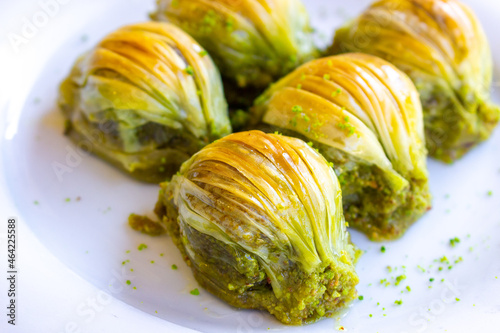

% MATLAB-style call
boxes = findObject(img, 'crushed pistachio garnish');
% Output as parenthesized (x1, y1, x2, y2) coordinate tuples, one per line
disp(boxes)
(394, 275, 406, 286)
(337, 116, 356, 136)
(331, 88, 342, 97)
(449, 237, 460, 247)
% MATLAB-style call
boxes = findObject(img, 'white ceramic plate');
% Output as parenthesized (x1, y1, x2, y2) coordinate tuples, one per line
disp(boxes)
(1, 0, 499, 332)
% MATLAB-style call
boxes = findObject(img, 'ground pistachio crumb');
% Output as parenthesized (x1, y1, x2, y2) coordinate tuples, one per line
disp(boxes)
(395, 275, 406, 286)
(126, 280, 131, 285)
(449, 237, 460, 247)
(190, 288, 200, 296)
(138, 243, 148, 251)
(292, 105, 303, 113)
(395, 300, 403, 305)
(358, 295, 364, 300)
(129, 214, 166, 236)
(381, 246, 386, 253)
(331, 88, 342, 97)
(172, 264, 178, 270)
(337, 116, 356, 136)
